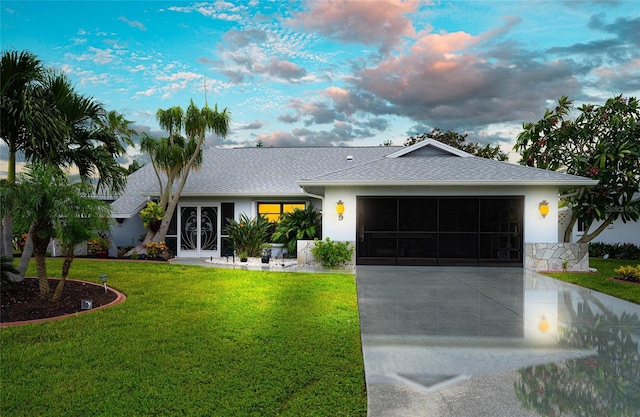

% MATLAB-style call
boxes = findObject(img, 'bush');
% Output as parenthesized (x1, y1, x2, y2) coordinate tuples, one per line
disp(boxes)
(145, 241, 168, 258)
(272, 206, 322, 256)
(225, 214, 271, 257)
(614, 265, 640, 283)
(589, 242, 640, 260)
(140, 201, 163, 231)
(311, 238, 352, 268)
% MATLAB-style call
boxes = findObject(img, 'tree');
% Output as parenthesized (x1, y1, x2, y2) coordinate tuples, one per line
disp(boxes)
(10, 163, 111, 299)
(514, 95, 640, 242)
(135, 100, 230, 249)
(1, 54, 130, 280)
(404, 128, 508, 161)
(0, 50, 64, 258)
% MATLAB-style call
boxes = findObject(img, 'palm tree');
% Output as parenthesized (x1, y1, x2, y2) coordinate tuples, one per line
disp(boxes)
(0, 50, 65, 258)
(53, 196, 110, 301)
(133, 100, 230, 250)
(2, 52, 130, 279)
(11, 163, 111, 299)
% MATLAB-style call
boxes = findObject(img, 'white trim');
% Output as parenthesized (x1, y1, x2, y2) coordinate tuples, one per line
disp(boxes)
(385, 138, 473, 158)
(176, 203, 221, 258)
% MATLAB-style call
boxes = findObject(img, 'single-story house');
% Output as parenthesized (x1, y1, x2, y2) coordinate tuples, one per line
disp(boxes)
(560, 194, 640, 247)
(109, 139, 598, 268)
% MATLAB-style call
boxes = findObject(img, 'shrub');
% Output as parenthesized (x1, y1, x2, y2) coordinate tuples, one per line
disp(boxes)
(1, 256, 18, 289)
(589, 242, 640, 260)
(225, 214, 271, 257)
(311, 238, 352, 268)
(145, 241, 168, 258)
(272, 206, 322, 256)
(140, 201, 163, 231)
(614, 265, 640, 283)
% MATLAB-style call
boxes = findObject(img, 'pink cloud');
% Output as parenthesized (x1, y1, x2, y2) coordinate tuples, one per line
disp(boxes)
(289, 0, 421, 52)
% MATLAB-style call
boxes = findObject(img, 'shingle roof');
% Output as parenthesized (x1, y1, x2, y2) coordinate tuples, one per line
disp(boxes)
(298, 153, 597, 186)
(110, 142, 597, 217)
(110, 146, 392, 217)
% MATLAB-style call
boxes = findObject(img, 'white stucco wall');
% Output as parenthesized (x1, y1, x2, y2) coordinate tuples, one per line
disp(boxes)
(322, 185, 561, 244)
(571, 217, 640, 246)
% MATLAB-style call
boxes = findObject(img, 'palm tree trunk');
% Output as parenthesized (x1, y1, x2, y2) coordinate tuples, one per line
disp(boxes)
(31, 226, 51, 299)
(34, 252, 50, 298)
(0, 216, 13, 258)
(52, 252, 73, 301)
(15, 223, 35, 281)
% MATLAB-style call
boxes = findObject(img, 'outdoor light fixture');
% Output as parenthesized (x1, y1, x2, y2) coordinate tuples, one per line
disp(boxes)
(538, 315, 549, 333)
(539, 200, 549, 218)
(336, 200, 345, 221)
(99, 274, 108, 294)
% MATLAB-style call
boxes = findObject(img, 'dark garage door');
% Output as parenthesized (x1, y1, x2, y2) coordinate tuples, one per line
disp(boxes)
(356, 196, 523, 266)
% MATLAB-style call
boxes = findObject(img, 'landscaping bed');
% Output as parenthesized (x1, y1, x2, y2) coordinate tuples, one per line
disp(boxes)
(1, 278, 118, 323)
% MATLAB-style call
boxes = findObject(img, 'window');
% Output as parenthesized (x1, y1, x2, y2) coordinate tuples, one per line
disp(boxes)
(258, 202, 305, 222)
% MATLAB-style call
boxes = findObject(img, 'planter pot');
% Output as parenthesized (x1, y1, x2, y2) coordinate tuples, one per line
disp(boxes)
(95, 250, 109, 259)
(240, 257, 248, 263)
(261, 255, 270, 264)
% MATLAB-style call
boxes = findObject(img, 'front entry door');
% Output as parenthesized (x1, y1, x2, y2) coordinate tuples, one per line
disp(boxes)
(179, 205, 219, 257)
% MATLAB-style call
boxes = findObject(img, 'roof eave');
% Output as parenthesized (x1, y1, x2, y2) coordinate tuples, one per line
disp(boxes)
(298, 180, 599, 187)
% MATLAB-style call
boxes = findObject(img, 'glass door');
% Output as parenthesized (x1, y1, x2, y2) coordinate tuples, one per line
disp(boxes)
(179, 205, 219, 257)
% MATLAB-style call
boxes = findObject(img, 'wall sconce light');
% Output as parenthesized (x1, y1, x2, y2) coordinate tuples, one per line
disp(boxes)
(539, 200, 549, 218)
(538, 315, 549, 333)
(336, 200, 345, 221)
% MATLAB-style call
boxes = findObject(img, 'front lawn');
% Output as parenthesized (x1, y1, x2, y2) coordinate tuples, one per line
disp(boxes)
(1, 259, 366, 416)
(544, 258, 640, 305)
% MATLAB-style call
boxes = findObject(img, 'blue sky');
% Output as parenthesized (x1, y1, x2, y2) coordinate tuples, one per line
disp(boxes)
(2, 0, 639, 166)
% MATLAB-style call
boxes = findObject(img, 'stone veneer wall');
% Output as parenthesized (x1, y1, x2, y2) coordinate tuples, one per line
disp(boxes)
(525, 243, 589, 272)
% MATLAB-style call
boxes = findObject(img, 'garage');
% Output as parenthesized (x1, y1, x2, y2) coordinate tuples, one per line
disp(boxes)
(356, 196, 523, 266)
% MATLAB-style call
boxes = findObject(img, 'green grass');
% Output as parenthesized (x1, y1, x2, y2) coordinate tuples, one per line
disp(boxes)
(1, 259, 366, 416)
(544, 258, 640, 305)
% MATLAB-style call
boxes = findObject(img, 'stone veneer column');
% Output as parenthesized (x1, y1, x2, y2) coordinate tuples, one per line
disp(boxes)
(524, 242, 589, 272)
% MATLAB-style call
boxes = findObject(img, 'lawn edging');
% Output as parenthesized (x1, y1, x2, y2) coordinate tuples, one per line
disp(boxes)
(0, 279, 126, 328)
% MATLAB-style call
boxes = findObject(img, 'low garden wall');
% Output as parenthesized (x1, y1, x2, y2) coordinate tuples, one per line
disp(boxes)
(525, 242, 589, 272)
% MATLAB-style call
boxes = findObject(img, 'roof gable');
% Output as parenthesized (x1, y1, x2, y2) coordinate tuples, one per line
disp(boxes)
(386, 138, 473, 158)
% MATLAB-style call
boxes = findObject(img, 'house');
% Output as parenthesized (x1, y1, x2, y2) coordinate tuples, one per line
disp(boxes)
(560, 194, 640, 246)
(109, 139, 598, 269)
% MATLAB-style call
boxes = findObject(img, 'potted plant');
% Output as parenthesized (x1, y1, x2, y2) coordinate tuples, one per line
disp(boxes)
(225, 214, 270, 262)
(87, 231, 110, 258)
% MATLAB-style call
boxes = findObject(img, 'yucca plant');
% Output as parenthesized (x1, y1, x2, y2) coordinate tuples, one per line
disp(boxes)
(225, 213, 271, 257)
(272, 206, 321, 256)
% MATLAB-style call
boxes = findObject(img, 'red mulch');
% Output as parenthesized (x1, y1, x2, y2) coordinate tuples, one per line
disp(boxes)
(1, 278, 118, 323)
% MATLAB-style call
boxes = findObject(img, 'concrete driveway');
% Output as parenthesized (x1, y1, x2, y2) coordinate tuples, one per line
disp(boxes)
(356, 266, 640, 417)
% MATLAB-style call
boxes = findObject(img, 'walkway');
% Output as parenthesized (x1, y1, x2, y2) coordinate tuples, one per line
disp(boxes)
(356, 266, 640, 417)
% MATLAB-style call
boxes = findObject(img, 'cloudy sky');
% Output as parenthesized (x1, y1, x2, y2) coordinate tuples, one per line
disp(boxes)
(2, 0, 639, 164)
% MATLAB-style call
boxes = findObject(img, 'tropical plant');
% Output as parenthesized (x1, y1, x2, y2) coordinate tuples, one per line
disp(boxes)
(1, 50, 130, 279)
(145, 241, 168, 258)
(139, 201, 164, 231)
(615, 265, 640, 283)
(311, 238, 353, 268)
(271, 206, 322, 256)
(132, 100, 231, 253)
(404, 128, 508, 161)
(87, 231, 111, 253)
(225, 214, 271, 258)
(1, 256, 19, 289)
(514, 95, 640, 243)
(55, 205, 110, 301)
(10, 163, 111, 299)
